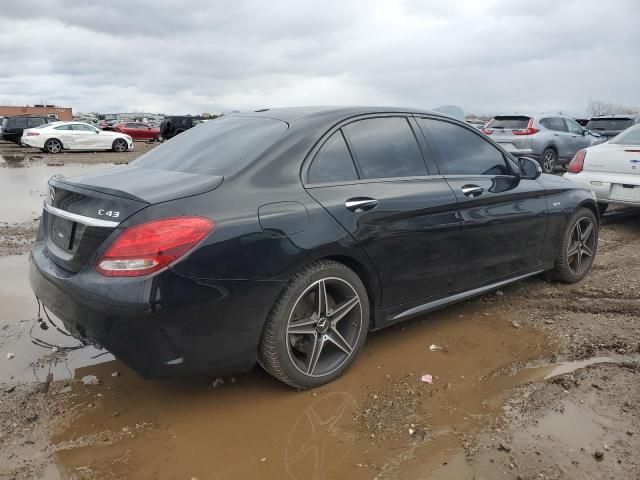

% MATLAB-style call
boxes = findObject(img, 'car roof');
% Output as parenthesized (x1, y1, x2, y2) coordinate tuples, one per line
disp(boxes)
(590, 114, 640, 119)
(230, 106, 453, 124)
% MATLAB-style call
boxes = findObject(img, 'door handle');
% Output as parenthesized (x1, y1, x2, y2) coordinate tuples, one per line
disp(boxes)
(345, 198, 378, 212)
(461, 185, 484, 197)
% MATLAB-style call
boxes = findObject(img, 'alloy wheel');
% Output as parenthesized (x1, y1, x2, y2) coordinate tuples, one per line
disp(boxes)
(286, 277, 362, 378)
(46, 139, 61, 154)
(114, 139, 127, 152)
(543, 151, 555, 173)
(567, 217, 596, 275)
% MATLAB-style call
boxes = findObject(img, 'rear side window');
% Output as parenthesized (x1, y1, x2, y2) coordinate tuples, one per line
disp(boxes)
(418, 118, 510, 176)
(586, 118, 633, 131)
(610, 125, 640, 145)
(12, 118, 28, 128)
(132, 116, 287, 175)
(343, 117, 427, 179)
(486, 116, 530, 129)
(540, 117, 566, 132)
(55, 125, 73, 131)
(27, 118, 46, 127)
(308, 131, 358, 183)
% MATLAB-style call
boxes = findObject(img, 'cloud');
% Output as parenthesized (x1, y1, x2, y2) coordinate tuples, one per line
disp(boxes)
(0, 0, 638, 115)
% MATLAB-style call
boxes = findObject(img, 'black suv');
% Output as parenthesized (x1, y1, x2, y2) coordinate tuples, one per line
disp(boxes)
(1, 116, 55, 145)
(585, 114, 640, 141)
(158, 116, 196, 140)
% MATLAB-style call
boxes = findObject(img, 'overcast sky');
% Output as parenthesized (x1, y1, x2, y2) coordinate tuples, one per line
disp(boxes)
(0, 0, 638, 116)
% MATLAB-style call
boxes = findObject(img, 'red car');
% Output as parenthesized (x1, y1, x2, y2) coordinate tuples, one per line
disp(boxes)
(113, 122, 160, 141)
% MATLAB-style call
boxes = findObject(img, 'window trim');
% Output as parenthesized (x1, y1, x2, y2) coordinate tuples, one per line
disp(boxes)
(302, 113, 434, 187)
(306, 129, 359, 185)
(414, 115, 517, 177)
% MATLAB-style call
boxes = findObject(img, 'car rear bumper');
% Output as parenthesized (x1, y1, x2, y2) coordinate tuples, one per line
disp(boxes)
(563, 171, 640, 206)
(29, 239, 285, 379)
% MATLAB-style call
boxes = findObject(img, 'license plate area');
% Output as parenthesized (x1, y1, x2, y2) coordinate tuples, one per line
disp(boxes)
(51, 216, 76, 251)
(610, 183, 640, 202)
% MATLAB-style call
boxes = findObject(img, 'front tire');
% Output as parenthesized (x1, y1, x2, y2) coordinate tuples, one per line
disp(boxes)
(45, 138, 62, 154)
(541, 148, 557, 174)
(112, 138, 128, 152)
(258, 260, 369, 389)
(549, 207, 598, 283)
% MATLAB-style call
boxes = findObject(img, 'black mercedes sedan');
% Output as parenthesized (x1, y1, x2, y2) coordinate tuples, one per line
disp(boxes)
(30, 107, 599, 389)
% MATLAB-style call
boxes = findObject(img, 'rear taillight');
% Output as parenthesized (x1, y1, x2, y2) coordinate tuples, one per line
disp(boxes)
(96, 216, 214, 277)
(567, 149, 587, 174)
(26, 131, 40, 136)
(512, 119, 539, 136)
(481, 128, 493, 135)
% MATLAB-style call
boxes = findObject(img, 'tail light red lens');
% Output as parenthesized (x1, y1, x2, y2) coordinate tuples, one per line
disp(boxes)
(26, 131, 40, 136)
(567, 149, 587, 174)
(512, 119, 539, 136)
(481, 128, 493, 135)
(96, 216, 215, 277)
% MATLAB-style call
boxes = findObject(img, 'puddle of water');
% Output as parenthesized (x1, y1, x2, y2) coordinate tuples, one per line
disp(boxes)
(47, 303, 552, 479)
(0, 161, 114, 223)
(0, 254, 108, 383)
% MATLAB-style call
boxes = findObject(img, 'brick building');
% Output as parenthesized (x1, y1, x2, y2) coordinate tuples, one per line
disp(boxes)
(0, 105, 73, 121)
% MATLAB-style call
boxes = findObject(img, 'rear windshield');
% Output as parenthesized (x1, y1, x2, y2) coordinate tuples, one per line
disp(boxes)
(586, 118, 632, 131)
(132, 116, 288, 175)
(485, 116, 530, 129)
(609, 125, 640, 145)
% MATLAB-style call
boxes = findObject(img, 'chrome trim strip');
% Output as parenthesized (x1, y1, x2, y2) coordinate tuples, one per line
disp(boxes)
(392, 269, 546, 321)
(43, 202, 120, 228)
(345, 199, 378, 209)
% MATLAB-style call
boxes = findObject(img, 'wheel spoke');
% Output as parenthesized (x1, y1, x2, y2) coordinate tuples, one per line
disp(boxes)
(316, 280, 328, 318)
(581, 244, 594, 257)
(327, 328, 353, 355)
(576, 250, 583, 273)
(328, 296, 359, 324)
(580, 221, 593, 242)
(567, 241, 580, 257)
(287, 317, 317, 335)
(306, 334, 326, 375)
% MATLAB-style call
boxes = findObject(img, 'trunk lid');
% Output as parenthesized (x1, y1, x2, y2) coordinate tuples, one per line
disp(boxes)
(583, 143, 640, 175)
(44, 166, 223, 273)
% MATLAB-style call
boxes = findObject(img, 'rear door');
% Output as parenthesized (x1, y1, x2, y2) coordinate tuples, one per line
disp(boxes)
(540, 117, 572, 159)
(304, 115, 460, 309)
(416, 117, 548, 288)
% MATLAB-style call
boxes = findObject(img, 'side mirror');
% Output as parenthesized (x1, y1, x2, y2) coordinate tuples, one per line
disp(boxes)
(518, 157, 542, 180)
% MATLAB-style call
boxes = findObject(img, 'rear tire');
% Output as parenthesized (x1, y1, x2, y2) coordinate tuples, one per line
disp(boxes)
(549, 207, 598, 283)
(258, 260, 369, 389)
(45, 138, 62, 154)
(540, 148, 557, 174)
(112, 138, 128, 152)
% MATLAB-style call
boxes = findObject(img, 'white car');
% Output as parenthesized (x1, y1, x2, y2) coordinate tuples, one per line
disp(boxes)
(21, 121, 133, 154)
(564, 124, 640, 213)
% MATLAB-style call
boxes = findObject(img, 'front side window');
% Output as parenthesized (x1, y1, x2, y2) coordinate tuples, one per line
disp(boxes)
(418, 118, 510, 176)
(308, 131, 358, 183)
(564, 118, 583, 135)
(343, 117, 427, 179)
(71, 124, 96, 132)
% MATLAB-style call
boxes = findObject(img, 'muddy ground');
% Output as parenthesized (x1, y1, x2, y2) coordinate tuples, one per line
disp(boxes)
(0, 142, 638, 479)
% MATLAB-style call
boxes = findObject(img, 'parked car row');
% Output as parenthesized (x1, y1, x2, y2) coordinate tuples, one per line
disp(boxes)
(482, 114, 603, 173)
(21, 121, 133, 153)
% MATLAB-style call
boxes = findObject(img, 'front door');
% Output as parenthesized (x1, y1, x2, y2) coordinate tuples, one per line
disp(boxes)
(416, 117, 549, 288)
(70, 124, 99, 149)
(564, 118, 591, 155)
(304, 116, 460, 309)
